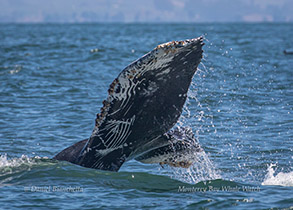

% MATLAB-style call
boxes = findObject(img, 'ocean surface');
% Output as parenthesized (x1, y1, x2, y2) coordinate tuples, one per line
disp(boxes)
(0, 23, 292, 209)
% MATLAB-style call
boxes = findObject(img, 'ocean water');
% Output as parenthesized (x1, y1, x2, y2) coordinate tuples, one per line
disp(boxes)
(0, 23, 292, 209)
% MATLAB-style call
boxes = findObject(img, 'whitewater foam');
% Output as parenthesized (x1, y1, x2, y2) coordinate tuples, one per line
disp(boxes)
(261, 164, 293, 187)
(0, 154, 50, 176)
(160, 151, 221, 184)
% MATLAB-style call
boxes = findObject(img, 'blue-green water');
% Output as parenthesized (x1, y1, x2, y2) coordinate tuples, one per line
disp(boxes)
(0, 23, 292, 209)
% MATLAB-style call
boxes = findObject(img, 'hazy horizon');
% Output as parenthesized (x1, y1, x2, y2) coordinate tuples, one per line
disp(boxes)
(1, 0, 293, 23)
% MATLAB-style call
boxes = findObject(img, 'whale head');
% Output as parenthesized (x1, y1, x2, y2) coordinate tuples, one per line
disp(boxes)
(56, 37, 204, 171)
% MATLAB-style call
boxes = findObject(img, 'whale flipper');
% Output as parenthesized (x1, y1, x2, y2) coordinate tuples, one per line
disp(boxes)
(54, 139, 87, 164)
(54, 37, 204, 171)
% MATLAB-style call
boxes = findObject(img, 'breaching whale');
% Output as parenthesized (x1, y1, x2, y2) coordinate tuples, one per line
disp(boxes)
(54, 37, 204, 171)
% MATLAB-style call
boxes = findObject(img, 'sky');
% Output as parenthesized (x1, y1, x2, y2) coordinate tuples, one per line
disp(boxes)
(0, 0, 293, 23)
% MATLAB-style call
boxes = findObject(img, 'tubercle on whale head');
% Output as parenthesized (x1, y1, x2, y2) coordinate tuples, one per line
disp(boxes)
(155, 36, 204, 54)
(95, 100, 111, 127)
(95, 77, 119, 127)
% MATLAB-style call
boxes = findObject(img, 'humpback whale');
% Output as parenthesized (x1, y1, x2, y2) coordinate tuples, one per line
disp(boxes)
(54, 37, 204, 171)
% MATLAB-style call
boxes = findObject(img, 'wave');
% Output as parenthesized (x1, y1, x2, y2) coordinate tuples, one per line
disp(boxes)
(0, 153, 227, 192)
(0, 154, 47, 169)
(261, 164, 293, 187)
(2, 154, 291, 193)
(0, 154, 52, 182)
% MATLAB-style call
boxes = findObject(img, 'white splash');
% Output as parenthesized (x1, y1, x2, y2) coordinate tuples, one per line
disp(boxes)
(261, 164, 293, 187)
(0, 154, 34, 168)
(161, 151, 221, 184)
(0, 154, 49, 175)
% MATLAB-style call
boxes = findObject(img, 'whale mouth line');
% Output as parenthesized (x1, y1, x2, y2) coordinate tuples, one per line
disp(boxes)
(54, 36, 204, 172)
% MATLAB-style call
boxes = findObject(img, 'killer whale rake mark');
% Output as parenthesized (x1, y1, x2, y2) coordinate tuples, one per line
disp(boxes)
(53, 37, 204, 171)
(100, 116, 135, 149)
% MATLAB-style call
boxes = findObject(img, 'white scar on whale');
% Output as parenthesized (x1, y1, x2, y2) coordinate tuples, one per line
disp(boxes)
(54, 37, 204, 172)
